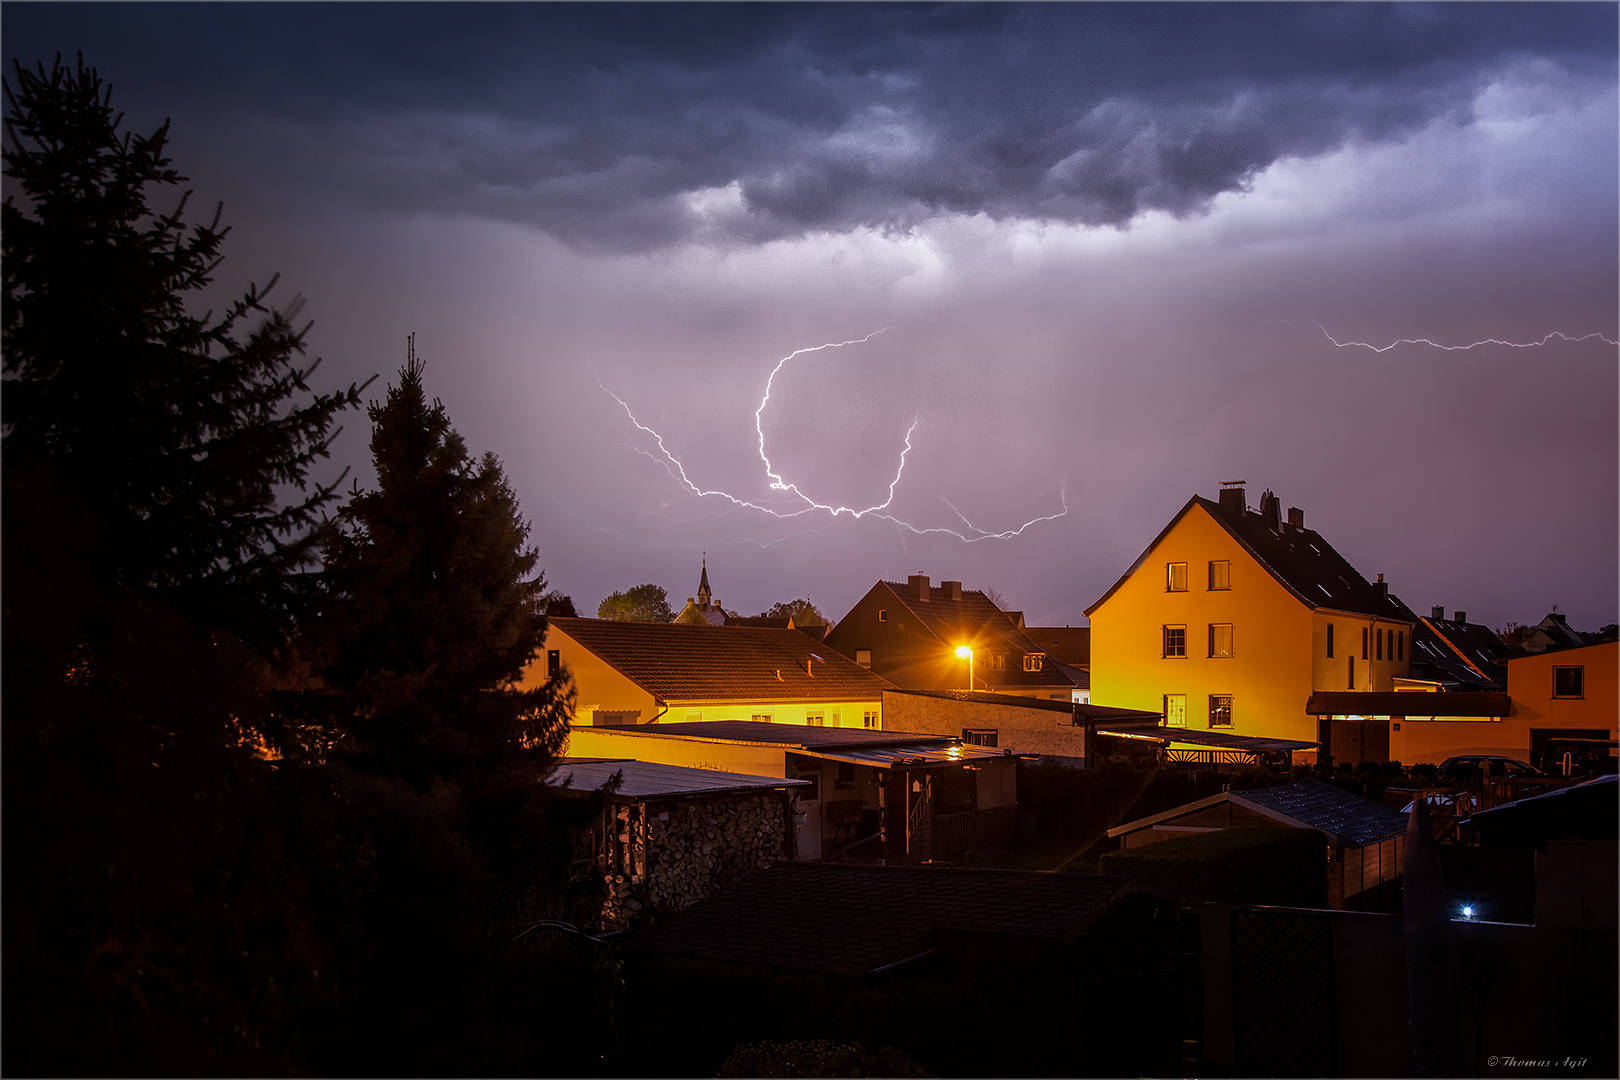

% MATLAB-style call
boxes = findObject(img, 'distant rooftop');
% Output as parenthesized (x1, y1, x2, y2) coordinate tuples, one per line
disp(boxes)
(548, 758, 807, 799)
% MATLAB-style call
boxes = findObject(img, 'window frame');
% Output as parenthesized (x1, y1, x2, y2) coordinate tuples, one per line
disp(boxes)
(1023, 652, 1045, 672)
(751, 711, 774, 723)
(963, 729, 998, 747)
(877, 609, 888, 623)
(1166, 562, 1189, 592)
(806, 711, 825, 727)
(1326, 623, 1335, 658)
(1361, 627, 1369, 660)
(1163, 693, 1187, 728)
(1376, 628, 1384, 661)
(862, 709, 881, 729)
(1163, 625, 1187, 658)
(1208, 622, 1234, 659)
(1208, 560, 1231, 591)
(991, 653, 1006, 670)
(546, 649, 562, 678)
(1553, 666, 1586, 699)
(1347, 656, 1355, 690)
(1208, 694, 1233, 728)
(1397, 631, 1404, 662)
(855, 649, 872, 668)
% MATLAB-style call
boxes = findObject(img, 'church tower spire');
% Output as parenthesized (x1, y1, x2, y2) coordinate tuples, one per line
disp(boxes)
(697, 553, 712, 608)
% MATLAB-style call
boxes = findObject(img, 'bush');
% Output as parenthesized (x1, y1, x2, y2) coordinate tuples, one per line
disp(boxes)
(1099, 827, 1329, 907)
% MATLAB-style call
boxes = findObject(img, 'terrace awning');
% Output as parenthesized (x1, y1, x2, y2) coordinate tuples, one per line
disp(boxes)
(1095, 724, 1317, 754)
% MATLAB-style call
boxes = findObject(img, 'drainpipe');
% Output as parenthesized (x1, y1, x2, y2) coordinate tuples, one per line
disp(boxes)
(646, 699, 669, 724)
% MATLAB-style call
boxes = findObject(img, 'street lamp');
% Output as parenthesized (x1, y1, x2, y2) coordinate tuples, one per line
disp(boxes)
(955, 645, 973, 690)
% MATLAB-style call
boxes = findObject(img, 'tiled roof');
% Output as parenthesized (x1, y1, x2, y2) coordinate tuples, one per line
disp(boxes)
(1411, 616, 1523, 689)
(622, 863, 1150, 975)
(1304, 691, 1509, 718)
(551, 618, 896, 703)
(547, 758, 807, 799)
(884, 688, 1078, 715)
(876, 582, 1080, 691)
(1087, 495, 1418, 622)
(1026, 626, 1091, 666)
(1234, 779, 1410, 847)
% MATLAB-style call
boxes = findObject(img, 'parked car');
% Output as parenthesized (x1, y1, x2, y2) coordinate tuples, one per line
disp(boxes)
(1401, 790, 1479, 817)
(1436, 756, 1543, 781)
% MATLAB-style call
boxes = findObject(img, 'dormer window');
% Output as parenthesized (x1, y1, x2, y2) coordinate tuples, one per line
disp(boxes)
(1023, 652, 1045, 672)
(991, 654, 1006, 670)
(1166, 562, 1188, 592)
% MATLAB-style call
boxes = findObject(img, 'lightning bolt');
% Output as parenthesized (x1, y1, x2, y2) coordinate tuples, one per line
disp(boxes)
(1307, 319, 1618, 353)
(600, 332, 1067, 542)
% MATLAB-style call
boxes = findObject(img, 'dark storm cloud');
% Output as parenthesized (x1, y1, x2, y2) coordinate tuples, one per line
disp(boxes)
(7, 3, 1615, 249)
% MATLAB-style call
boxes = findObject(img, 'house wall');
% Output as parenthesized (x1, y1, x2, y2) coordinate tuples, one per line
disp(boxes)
(825, 582, 962, 689)
(879, 690, 1087, 758)
(519, 625, 658, 723)
(1505, 641, 1618, 738)
(1310, 610, 1413, 693)
(1389, 717, 1528, 764)
(1090, 502, 1319, 744)
(661, 699, 882, 728)
(564, 726, 790, 777)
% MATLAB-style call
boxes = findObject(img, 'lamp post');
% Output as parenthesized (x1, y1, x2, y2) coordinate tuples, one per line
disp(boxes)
(955, 645, 973, 691)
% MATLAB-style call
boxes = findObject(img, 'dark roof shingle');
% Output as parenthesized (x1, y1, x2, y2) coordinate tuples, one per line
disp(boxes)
(1236, 778, 1410, 846)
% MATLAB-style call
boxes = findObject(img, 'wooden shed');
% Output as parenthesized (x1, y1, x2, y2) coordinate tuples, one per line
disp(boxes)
(1106, 778, 1409, 910)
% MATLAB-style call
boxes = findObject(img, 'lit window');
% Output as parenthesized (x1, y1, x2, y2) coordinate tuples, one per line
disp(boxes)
(751, 712, 773, 723)
(1023, 653, 1044, 672)
(963, 729, 998, 747)
(1208, 560, 1230, 590)
(1208, 623, 1234, 658)
(1554, 667, 1585, 698)
(1209, 695, 1233, 727)
(829, 710, 841, 727)
(855, 649, 872, 668)
(1164, 694, 1186, 728)
(1163, 625, 1187, 658)
(806, 711, 825, 727)
(878, 609, 888, 623)
(1327, 624, 1335, 658)
(863, 710, 880, 729)
(1167, 562, 1188, 592)
(991, 653, 1006, 670)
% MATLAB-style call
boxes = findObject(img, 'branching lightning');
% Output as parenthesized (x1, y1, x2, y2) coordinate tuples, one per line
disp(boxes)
(1308, 319, 1618, 353)
(599, 332, 1067, 543)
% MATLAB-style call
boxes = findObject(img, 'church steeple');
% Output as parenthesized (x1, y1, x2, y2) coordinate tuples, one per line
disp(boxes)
(697, 554, 712, 608)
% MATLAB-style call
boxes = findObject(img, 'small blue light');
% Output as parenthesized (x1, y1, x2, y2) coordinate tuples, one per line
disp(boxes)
(1461, 905, 1474, 919)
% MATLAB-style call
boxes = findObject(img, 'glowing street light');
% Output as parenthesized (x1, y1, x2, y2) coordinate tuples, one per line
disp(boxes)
(955, 645, 973, 690)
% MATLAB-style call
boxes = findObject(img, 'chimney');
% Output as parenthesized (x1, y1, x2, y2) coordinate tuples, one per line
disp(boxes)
(907, 574, 930, 601)
(1432, 606, 1445, 620)
(1260, 489, 1281, 530)
(1455, 610, 1468, 624)
(1375, 573, 1388, 600)
(941, 580, 963, 601)
(1217, 480, 1246, 517)
(1287, 506, 1304, 530)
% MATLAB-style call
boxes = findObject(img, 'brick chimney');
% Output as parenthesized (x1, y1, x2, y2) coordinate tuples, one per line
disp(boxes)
(1287, 506, 1304, 530)
(1375, 573, 1388, 600)
(907, 574, 930, 601)
(1218, 480, 1246, 517)
(1432, 606, 1444, 620)
(1260, 489, 1281, 531)
(941, 580, 963, 601)
(1455, 611, 1467, 624)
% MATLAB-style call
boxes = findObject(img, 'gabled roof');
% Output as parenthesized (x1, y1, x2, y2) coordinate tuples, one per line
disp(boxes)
(1109, 778, 1408, 847)
(548, 758, 807, 799)
(873, 581, 1079, 690)
(1411, 615, 1523, 688)
(551, 618, 895, 703)
(1026, 626, 1091, 667)
(1086, 495, 1417, 622)
(622, 863, 1160, 975)
(1304, 691, 1510, 718)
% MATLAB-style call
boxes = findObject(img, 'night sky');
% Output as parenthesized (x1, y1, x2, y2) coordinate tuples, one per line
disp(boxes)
(7, 3, 1616, 632)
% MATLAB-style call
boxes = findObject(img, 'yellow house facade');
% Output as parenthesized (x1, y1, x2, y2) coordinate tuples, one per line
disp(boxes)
(519, 617, 895, 729)
(1087, 482, 1417, 751)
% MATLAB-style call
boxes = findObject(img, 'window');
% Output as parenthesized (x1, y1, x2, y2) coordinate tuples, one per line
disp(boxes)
(1164, 694, 1187, 728)
(835, 761, 856, 788)
(1163, 625, 1187, 658)
(546, 649, 561, 678)
(878, 609, 888, 623)
(855, 649, 872, 668)
(751, 712, 773, 723)
(1397, 631, 1404, 662)
(991, 653, 1006, 670)
(963, 729, 998, 747)
(685, 710, 703, 722)
(795, 773, 821, 801)
(1376, 628, 1384, 661)
(1327, 624, 1335, 658)
(806, 711, 825, 727)
(1208, 623, 1234, 658)
(1208, 560, 1231, 590)
(863, 710, 880, 729)
(1361, 627, 1369, 660)
(595, 710, 637, 726)
(1209, 695, 1233, 727)
(1167, 562, 1188, 592)
(829, 710, 841, 728)
(1347, 656, 1355, 690)
(1554, 667, 1585, 698)
(1023, 653, 1045, 672)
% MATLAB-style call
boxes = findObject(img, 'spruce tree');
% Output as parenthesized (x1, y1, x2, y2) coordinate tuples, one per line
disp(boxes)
(318, 337, 573, 781)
